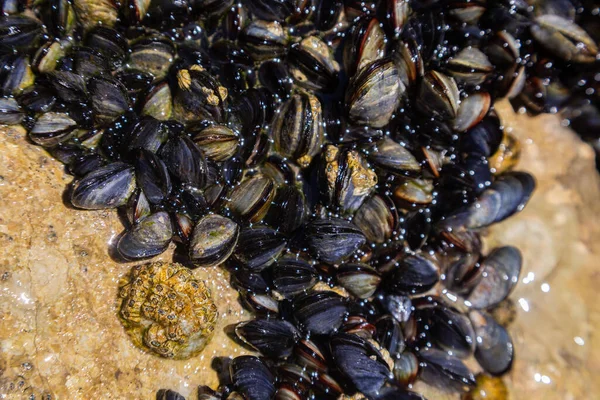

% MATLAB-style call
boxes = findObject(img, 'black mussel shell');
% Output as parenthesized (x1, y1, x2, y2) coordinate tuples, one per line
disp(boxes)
(427, 306, 476, 359)
(227, 174, 276, 223)
(128, 116, 170, 154)
(159, 135, 208, 189)
(330, 333, 391, 397)
(230, 356, 276, 400)
(233, 225, 287, 271)
(374, 314, 405, 358)
(294, 338, 328, 372)
(189, 214, 239, 268)
(29, 111, 77, 146)
(467, 246, 522, 309)
(470, 310, 514, 376)
(71, 162, 136, 210)
(418, 348, 476, 393)
(271, 257, 318, 298)
(235, 318, 300, 359)
(305, 218, 366, 265)
(387, 254, 440, 295)
(232, 269, 270, 294)
(134, 149, 171, 204)
(293, 291, 348, 335)
(117, 211, 173, 260)
(0, 97, 23, 125)
(156, 389, 185, 400)
(264, 185, 308, 235)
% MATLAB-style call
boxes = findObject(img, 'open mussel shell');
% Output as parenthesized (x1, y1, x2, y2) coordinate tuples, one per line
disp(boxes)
(191, 124, 239, 162)
(470, 310, 514, 376)
(320, 145, 378, 215)
(241, 292, 280, 316)
(346, 58, 403, 128)
(71, 162, 136, 210)
(418, 348, 476, 393)
(293, 291, 348, 335)
(387, 254, 440, 295)
(416, 70, 460, 121)
(466, 246, 522, 309)
(29, 112, 78, 146)
(235, 318, 300, 359)
(189, 214, 239, 268)
(228, 174, 276, 223)
(354, 194, 399, 244)
(0, 97, 23, 125)
(117, 211, 173, 260)
(294, 338, 328, 372)
(336, 263, 381, 299)
(126, 190, 151, 226)
(287, 36, 339, 93)
(305, 218, 366, 265)
(330, 333, 391, 397)
(270, 91, 323, 169)
(233, 225, 287, 271)
(272, 257, 318, 298)
(531, 14, 599, 63)
(230, 355, 276, 400)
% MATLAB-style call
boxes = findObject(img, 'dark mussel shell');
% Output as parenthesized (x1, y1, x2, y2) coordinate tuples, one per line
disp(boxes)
(29, 112, 77, 147)
(466, 246, 522, 309)
(287, 36, 339, 93)
(233, 225, 287, 271)
(427, 305, 476, 359)
(264, 185, 308, 235)
(271, 257, 318, 298)
(227, 174, 276, 223)
(235, 318, 301, 359)
(470, 310, 514, 376)
(156, 389, 185, 400)
(0, 14, 42, 53)
(71, 162, 136, 210)
(189, 214, 239, 267)
(319, 144, 378, 215)
(416, 70, 460, 121)
(159, 135, 208, 189)
(117, 211, 173, 260)
(134, 149, 171, 204)
(293, 291, 348, 335)
(128, 116, 170, 154)
(387, 254, 440, 295)
(305, 218, 366, 265)
(0, 97, 23, 124)
(353, 194, 399, 244)
(330, 333, 391, 397)
(172, 65, 228, 123)
(230, 355, 276, 400)
(418, 348, 476, 393)
(374, 314, 405, 358)
(270, 91, 323, 169)
(346, 58, 403, 128)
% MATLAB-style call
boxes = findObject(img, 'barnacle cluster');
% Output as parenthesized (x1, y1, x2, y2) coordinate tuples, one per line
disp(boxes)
(118, 262, 217, 360)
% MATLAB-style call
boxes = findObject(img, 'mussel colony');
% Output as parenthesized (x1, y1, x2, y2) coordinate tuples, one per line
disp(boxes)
(1, 0, 598, 398)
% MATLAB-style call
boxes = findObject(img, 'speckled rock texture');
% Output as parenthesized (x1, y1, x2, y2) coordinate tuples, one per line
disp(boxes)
(0, 99, 599, 399)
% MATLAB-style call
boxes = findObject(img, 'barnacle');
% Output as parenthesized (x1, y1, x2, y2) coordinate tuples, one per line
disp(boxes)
(118, 262, 217, 360)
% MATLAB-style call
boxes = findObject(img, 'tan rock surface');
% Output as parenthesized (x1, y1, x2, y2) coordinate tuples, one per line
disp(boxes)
(0, 99, 599, 399)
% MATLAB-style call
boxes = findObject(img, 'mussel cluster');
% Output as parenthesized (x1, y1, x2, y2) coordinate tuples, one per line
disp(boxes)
(1, 0, 597, 398)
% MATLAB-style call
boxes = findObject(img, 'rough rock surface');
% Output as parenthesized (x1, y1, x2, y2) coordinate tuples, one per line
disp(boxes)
(0, 99, 599, 399)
